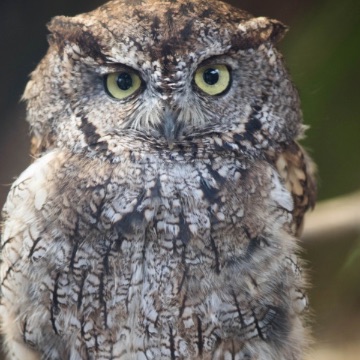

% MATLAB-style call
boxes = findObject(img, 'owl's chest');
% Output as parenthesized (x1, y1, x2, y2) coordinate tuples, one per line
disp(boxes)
(45, 154, 271, 309)
(43, 155, 271, 346)
(81, 154, 263, 259)
(13, 151, 295, 357)
(47, 153, 278, 280)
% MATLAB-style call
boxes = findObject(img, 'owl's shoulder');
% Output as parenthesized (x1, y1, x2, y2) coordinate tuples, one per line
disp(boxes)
(2, 151, 65, 222)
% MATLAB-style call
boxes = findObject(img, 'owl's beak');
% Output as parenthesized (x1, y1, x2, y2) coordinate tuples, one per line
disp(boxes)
(158, 106, 183, 149)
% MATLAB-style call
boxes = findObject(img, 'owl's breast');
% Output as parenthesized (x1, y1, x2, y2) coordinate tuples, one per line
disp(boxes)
(2, 149, 300, 358)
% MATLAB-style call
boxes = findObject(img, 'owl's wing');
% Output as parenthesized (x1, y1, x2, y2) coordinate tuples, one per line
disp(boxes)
(267, 141, 317, 236)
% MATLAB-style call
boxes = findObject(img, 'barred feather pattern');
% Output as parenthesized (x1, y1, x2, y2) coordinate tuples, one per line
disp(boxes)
(1, 0, 316, 359)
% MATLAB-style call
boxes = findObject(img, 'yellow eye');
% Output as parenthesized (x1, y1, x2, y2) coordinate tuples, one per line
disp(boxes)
(194, 64, 231, 96)
(105, 70, 142, 99)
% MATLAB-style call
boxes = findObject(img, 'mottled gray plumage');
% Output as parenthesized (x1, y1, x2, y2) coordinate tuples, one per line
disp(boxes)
(0, 0, 316, 359)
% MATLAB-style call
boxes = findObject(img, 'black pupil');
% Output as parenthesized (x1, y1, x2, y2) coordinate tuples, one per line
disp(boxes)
(117, 72, 133, 91)
(203, 68, 220, 85)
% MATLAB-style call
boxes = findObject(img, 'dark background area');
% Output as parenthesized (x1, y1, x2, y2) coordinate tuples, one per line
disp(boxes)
(0, 0, 359, 358)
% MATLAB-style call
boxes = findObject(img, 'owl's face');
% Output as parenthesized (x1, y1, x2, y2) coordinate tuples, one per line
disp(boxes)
(24, 0, 302, 157)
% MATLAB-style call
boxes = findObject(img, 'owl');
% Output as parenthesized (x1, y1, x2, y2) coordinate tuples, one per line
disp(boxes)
(0, 0, 316, 359)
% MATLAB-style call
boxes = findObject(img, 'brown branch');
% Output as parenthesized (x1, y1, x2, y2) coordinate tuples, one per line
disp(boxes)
(301, 191, 360, 242)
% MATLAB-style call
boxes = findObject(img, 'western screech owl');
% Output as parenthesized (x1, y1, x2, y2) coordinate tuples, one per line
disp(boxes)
(0, 0, 316, 359)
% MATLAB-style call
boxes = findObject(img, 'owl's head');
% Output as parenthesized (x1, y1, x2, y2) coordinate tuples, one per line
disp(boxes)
(24, 0, 303, 158)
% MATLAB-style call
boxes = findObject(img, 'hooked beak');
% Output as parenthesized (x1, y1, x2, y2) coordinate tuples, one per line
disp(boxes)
(157, 106, 184, 149)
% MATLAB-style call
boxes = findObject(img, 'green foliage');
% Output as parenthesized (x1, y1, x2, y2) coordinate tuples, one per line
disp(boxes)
(283, 0, 360, 200)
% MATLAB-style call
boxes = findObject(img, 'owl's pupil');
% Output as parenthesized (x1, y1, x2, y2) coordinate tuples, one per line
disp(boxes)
(117, 72, 133, 90)
(203, 68, 219, 85)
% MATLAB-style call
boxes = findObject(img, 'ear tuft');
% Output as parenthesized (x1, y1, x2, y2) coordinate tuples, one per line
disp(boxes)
(47, 16, 76, 46)
(237, 17, 288, 45)
(46, 16, 107, 61)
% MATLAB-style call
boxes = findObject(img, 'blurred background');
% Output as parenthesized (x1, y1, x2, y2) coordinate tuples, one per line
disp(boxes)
(0, 0, 359, 358)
